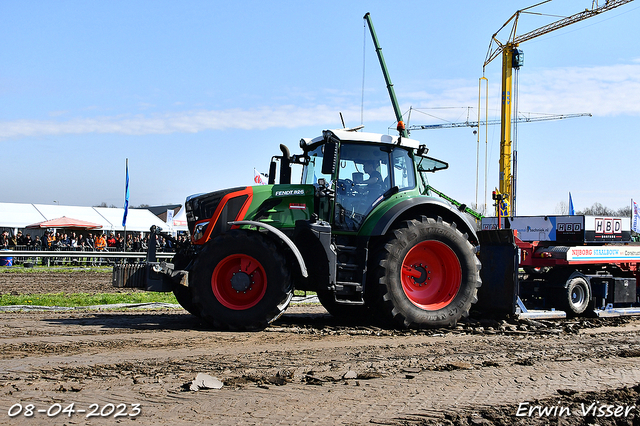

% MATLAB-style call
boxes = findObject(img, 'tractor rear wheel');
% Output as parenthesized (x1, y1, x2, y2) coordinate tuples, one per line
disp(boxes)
(372, 216, 481, 328)
(191, 230, 293, 330)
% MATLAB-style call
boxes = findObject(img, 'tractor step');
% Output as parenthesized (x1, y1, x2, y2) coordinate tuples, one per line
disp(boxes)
(334, 281, 364, 305)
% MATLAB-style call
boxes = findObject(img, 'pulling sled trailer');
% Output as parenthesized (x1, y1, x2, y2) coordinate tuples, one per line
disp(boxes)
(477, 215, 640, 320)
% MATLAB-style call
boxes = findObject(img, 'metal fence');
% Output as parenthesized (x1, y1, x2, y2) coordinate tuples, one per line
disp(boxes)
(0, 246, 173, 267)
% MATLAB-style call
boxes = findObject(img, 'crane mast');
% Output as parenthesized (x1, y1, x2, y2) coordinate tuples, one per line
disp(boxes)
(483, 0, 634, 216)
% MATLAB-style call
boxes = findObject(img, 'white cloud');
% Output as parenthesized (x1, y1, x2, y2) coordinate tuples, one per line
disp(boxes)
(519, 63, 640, 116)
(0, 105, 396, 141)
(405, 62, 640, 121)
(1, 62, 638, 141)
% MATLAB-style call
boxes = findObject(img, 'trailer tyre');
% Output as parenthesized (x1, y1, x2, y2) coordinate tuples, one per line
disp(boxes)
(373, 216, 481, 328)
(560, 275, 591, 316)
(191, 230, 293, 330)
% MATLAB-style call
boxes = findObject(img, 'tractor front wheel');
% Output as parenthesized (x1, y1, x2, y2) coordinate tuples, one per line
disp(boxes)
(372, 216, 481, 328)
(191, 230, 293, 330)
(171, 251, 200, 317)
(173, 285, 200, 317)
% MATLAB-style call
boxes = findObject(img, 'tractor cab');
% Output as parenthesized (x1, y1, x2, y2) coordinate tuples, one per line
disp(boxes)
(297, 129, 447, 231)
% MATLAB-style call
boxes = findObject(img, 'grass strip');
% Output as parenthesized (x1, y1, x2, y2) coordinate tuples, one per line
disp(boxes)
(0, 266, 112, 274)
(0, 292, 178, 307)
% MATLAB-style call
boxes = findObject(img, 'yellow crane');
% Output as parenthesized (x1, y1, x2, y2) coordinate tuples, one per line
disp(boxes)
(483, 0, 635, 216)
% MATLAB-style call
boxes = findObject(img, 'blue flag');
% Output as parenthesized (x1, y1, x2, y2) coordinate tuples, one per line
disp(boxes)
(122, 159, 130, 227)
(569, 192, 575, 215)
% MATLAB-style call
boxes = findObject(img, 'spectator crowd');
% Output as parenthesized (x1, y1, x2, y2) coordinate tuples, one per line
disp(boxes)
(1, 229, 188, 253)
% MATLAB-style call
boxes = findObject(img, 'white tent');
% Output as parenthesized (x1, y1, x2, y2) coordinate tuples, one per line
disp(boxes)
(34, 204, 110, 228)
(0, 202, 168, 233)
(0, 203, 46, 228)
(94, 207, 167, 232)
(171, 206, 189, 232)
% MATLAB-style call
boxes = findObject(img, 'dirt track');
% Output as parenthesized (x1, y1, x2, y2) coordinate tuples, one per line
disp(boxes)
(2, 270, 640, 425)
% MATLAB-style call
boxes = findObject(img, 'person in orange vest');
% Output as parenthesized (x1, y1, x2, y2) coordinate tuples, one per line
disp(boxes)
(95, 234, 107, 251)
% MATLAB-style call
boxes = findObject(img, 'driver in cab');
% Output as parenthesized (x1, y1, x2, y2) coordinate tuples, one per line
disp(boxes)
(361, 160, 382, 185)
(354, 159, 386, 205)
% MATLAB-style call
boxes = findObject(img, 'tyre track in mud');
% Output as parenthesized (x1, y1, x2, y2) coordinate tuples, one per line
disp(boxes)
(2, 307, 640, 425)
(3, 271, 640, 424)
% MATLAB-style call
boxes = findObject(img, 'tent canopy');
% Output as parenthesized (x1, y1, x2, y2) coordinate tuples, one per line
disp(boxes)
(172, 206, 188, 231)
(1, 202, 173, 233)
(26, 216, 103, 230)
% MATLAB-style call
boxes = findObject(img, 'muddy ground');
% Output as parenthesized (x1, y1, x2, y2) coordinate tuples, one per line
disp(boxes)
(1, 270, 640, 425)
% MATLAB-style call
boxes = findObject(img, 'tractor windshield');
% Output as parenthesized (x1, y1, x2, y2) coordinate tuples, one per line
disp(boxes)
(334, 143, 392, 231)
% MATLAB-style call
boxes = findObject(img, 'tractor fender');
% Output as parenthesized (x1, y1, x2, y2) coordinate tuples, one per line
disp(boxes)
(369, 197, 479, 243)
(228, 220, 308, 278)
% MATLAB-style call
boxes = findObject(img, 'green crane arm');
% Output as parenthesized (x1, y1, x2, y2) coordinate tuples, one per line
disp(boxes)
(427, 185, 484, 221)
(363, 12, 408, 138)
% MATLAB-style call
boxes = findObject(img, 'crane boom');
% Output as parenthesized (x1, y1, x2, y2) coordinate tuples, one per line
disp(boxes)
(482, 0, 635, 217)
(408, 112, 591, 131)
(363, 13, 409, 138)
(484, 0, 634, 68)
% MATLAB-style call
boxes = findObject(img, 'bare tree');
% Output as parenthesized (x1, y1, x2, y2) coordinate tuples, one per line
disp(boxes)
(617, 206, 632, 217)
(555, 201, 569, 215)
(578, 202, 631, 217)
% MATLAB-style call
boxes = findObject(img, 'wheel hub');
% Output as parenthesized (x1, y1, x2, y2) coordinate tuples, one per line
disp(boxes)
(230, 271, 252, 292)
(400, 240, 462, 310)
(409, 264, 429, 286)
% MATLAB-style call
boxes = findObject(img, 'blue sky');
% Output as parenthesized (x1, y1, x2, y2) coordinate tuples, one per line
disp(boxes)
(1, 0, 639, 216)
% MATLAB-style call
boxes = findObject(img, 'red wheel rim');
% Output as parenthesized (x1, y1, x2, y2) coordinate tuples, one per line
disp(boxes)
(212, 254, 267, 310)
(400, 240, 461, 310)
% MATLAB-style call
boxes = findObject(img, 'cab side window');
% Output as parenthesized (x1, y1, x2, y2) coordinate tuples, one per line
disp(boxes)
(392, 148, 416, 191)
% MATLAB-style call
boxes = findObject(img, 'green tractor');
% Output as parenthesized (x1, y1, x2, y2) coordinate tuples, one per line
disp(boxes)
(132, 128, 482, 330)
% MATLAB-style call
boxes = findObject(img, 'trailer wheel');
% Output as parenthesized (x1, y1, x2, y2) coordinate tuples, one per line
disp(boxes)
(373, 216, 481, 328)
(560, 275, 591, 316)
(191, 230, 293, 330)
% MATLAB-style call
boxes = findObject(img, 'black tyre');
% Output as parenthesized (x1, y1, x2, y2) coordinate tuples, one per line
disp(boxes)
(372, 216, 481, 328)
(191, 230, 293, 330)
(171, 251, 200, 317)
(560, 275, 591, 316)
(173, 285, 200, 317)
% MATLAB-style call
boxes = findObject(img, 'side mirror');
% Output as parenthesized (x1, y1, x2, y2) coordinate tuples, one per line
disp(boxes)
(268, 160, 277, 184)
(352, 172, 363, 184)
(321, 138, 338, 175)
